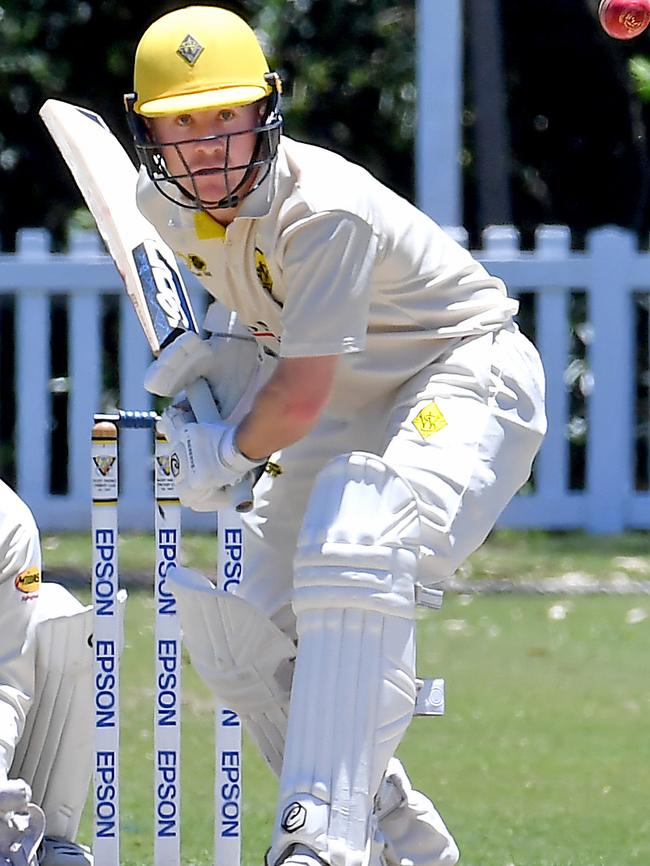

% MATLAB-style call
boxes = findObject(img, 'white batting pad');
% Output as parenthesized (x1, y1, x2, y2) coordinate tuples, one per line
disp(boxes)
(168, 567, 296, 775)
(270, 453, 420, 866)
(11, 584, 125, 841)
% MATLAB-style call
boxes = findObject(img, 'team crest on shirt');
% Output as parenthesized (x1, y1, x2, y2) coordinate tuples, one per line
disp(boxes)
(15, 566, 40, 598)
(178, 252, 212, 277)
(412, 401, 448, 439)
(255, 248, 274, 294)
(264, 461, 283, 477)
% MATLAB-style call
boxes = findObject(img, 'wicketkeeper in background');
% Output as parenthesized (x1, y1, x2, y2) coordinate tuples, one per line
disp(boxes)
(127, 6, 547, 865)
(0, 480, 100, 866)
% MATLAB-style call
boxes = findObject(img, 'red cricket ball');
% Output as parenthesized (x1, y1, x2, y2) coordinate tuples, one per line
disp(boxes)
(598, 0, 650, 39)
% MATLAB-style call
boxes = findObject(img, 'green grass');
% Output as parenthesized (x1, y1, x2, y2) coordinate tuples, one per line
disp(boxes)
(413, 595, 650, 865)
(460, 529, 650, 583)
(42, 531, 220, 580)
(42, 528, 650, 583)
(73, 589, 650, 866)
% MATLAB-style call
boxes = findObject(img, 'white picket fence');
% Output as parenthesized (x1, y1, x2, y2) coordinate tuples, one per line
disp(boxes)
(1, 224, 648, 533)
(0, 228, 215, 532)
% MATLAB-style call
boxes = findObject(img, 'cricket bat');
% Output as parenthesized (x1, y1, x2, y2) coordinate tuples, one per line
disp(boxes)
(39, 98, 253, 511)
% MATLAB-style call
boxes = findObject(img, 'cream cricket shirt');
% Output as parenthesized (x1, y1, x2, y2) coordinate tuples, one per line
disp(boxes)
(0, 481, 41, 776)
(137, 136, 518, 414)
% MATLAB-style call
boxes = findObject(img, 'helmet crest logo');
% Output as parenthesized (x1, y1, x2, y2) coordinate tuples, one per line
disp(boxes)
(177, 34, 204, 66)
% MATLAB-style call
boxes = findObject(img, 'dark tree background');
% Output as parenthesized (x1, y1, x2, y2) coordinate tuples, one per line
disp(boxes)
(501, 0, 650, 243)
(1, 0, 650, 249)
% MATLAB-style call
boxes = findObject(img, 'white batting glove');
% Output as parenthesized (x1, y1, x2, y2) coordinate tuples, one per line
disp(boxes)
(158, 407, 265, 512)
(145, 331, 266, 424)
(145, 332, 216, 397)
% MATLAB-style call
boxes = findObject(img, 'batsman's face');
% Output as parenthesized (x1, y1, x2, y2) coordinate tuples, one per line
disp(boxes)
(148, 103, 262, 206)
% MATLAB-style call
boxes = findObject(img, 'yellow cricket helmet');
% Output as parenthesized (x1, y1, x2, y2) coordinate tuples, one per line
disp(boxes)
(125, 5, 283, 211)
(132, 5, 279, 117)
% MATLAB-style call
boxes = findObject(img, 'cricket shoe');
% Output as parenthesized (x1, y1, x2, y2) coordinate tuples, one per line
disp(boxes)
(38, 838, 93, 866)
(374, 759, 459, 866)
(273, 844, 324, 866)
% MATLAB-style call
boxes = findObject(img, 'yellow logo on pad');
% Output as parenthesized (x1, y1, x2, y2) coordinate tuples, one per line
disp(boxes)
(413, 402, 447, 439)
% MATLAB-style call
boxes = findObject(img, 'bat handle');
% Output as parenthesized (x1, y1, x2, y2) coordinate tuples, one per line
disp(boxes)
(186, 378, 254, 513)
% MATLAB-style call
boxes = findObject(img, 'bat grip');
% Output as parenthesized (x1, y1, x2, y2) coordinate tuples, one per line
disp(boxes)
(186, 377, 254, 513)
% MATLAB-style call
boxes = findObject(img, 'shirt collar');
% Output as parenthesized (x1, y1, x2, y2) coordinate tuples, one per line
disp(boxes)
(234, 148, 281, 220)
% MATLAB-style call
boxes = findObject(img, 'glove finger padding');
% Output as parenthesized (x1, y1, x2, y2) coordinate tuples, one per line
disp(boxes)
(145, 332, 217, 398)
(145, 330, 272, 424)
(156, 405, 195, 443)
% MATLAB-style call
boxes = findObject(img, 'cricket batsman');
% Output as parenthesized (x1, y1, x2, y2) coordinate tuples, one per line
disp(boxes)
(126, 6, 547, 865)
(0, 480, 99, 866)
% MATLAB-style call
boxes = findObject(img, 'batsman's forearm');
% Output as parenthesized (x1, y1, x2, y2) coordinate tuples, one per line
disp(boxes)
(234, 381, 322, 460)
(234, 354, 337, 460)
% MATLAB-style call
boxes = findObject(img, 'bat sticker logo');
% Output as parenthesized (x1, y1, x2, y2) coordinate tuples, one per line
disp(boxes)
(133, 240, 198, 343)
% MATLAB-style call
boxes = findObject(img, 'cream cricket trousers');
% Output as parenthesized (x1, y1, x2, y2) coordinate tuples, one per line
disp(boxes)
(237, 323, 546, 635)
